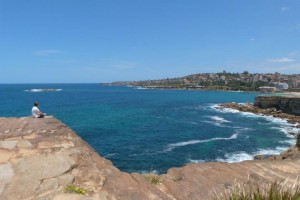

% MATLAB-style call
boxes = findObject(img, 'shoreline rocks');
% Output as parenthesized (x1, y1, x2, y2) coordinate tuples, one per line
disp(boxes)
(1, 116, 300, 199)
(218, 102, 300, 128)
(254, 94, 300, 116)
(218, 102, 300, 161)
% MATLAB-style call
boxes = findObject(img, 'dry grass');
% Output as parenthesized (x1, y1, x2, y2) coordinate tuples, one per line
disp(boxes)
(210, 179, 300, 200)
(144, 173, 161, 185)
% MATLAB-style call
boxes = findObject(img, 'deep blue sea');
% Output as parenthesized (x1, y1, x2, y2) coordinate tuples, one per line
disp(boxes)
(0, 84, 298, 174)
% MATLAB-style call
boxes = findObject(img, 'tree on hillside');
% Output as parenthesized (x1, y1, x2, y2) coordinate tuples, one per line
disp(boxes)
(243, 71, 249, 75)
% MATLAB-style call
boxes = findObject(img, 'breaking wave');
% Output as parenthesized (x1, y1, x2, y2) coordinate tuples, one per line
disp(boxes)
(216, 146, 290, 163)
(25, 88, 62, 92)
(165, 132, 238, 152)
(209, 116, 231, 123)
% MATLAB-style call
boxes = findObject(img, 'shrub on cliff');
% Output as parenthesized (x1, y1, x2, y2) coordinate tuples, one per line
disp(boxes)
(144, 173, 160, 185)
(296, 134, 300, 151)
(210, 179, 300, 200)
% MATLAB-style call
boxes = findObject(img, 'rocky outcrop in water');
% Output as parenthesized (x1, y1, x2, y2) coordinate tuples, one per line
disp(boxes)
(219, 102, 300, 128)
(1, 117, 300, 200)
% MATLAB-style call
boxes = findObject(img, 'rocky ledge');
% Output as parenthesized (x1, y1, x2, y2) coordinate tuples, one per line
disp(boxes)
(1, 117, 300, 200)
(219, 102, 300, 128)
(254, 93, 300, 116)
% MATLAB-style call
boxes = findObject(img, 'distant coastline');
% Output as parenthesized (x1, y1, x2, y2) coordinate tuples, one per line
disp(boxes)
(102, 71, 300, 92)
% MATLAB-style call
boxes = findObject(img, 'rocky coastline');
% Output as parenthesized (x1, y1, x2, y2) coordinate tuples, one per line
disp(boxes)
(217, 101, 300, 161)
(1, 113, 300, 199)
(218, 102, 300, 129)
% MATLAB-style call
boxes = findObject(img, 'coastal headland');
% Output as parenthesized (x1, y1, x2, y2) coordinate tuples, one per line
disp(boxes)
(103, 72, 300, 92)
(1, 94, 300, 200)
(219, 93, 300, 126)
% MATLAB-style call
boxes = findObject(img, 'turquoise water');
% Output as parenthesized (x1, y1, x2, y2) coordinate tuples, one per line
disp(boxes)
(0, 84, 297, 173)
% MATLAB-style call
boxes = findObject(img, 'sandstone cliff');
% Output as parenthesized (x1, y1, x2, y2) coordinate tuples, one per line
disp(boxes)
(1, 117, 300, 200)
(254, 93, 300, 116)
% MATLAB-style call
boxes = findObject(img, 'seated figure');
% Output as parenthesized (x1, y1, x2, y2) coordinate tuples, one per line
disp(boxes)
(32, 101, 46, 118)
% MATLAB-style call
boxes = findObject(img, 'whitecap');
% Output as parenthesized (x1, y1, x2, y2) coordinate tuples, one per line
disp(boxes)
(216, 152, 253, 163)
(210, 104, 240, 113)
(264, 116, 289, 125)
(202, 120, 228, 127)
(255, 147, 288, 156)
(240, 112, 263, 118)
(104, 153, 116, 158)
(135, 86, 147, 90)
(218, 107, 240, 113)
(139, 170, 158, 174)
(165, 132, 238, 152)
(216, 146, 292, 163)
(188, 159, 205, 164)
(271, 127, 297, 138)
(235, 127, 254, 131)
(279, 140, 296, 145)
(284, 126, 300, 135)
(25, 88, 62, 92)
(213, 103, 298, 137)
(209, 116, 231, 123)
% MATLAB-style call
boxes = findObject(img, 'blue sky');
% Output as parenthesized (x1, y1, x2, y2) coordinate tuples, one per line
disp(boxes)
(0, 0, 299, 83)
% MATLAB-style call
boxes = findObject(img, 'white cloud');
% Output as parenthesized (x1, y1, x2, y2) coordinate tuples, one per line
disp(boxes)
(249, 38, 255, 42)
(267, 57, 295, 63)
(33, 50, 62, 56)
(281, 7, 289, 11)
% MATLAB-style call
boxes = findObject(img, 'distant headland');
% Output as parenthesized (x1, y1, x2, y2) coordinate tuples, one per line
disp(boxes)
(102, 71, 300, 92)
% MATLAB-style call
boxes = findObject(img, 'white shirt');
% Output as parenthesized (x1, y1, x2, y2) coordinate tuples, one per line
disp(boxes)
(32, 106, 40, 118)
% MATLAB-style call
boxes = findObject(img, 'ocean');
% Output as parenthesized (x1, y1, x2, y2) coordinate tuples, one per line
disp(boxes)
(0, 84, 297, 174)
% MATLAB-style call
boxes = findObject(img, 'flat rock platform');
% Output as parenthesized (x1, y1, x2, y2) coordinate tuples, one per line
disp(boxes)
(1, 117, 300, 200)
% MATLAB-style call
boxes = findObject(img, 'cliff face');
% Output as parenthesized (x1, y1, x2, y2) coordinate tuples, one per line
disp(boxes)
(1, 117, 300, 200)
(254, 93, 300, 116)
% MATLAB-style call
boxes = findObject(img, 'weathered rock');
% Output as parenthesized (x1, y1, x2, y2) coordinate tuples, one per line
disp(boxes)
(36, 178, 59, 197)
(0, 163, 14, 195)
(254, 93, 300, 115)
(58, 174, 75, 187)
(0, 140, 17, 149)
(1, 116, 300, 200)
(219, 101, 300, 127)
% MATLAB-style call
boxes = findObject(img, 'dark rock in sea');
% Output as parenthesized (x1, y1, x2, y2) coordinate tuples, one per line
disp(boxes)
(254, 154, 273, 160)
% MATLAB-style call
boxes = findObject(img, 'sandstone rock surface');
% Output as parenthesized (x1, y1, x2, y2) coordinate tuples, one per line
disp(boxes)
(254, 93, 300, 116)
(1, 116, 300, 200)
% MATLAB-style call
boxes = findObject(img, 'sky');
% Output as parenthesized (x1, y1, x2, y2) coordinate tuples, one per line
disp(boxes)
(0, 0, 300, 83)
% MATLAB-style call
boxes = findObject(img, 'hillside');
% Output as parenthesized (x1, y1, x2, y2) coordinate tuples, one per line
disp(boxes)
(103, 72, 300, 91)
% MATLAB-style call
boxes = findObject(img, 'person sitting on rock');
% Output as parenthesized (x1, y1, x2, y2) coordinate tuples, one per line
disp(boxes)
(32, 101, 46, 118)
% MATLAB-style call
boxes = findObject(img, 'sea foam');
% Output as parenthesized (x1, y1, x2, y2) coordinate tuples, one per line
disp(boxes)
(216, 146, 291, 163)
(216, 152, 253, 163)
(212, 103, 299, 137)
(165, 132, 238, 152)
(25, 88, 62, 92)
(209, 116, 231, 123)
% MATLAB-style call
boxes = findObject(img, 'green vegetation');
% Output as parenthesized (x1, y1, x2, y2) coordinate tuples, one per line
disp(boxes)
(65, 184, 86, 195)
(210, 179, 300, 200)
(296, 134, 300, 151)
(144, 173, 161, 185)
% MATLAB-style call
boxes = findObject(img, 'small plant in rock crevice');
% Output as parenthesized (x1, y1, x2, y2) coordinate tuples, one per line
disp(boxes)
(65, 184, 86, 195)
